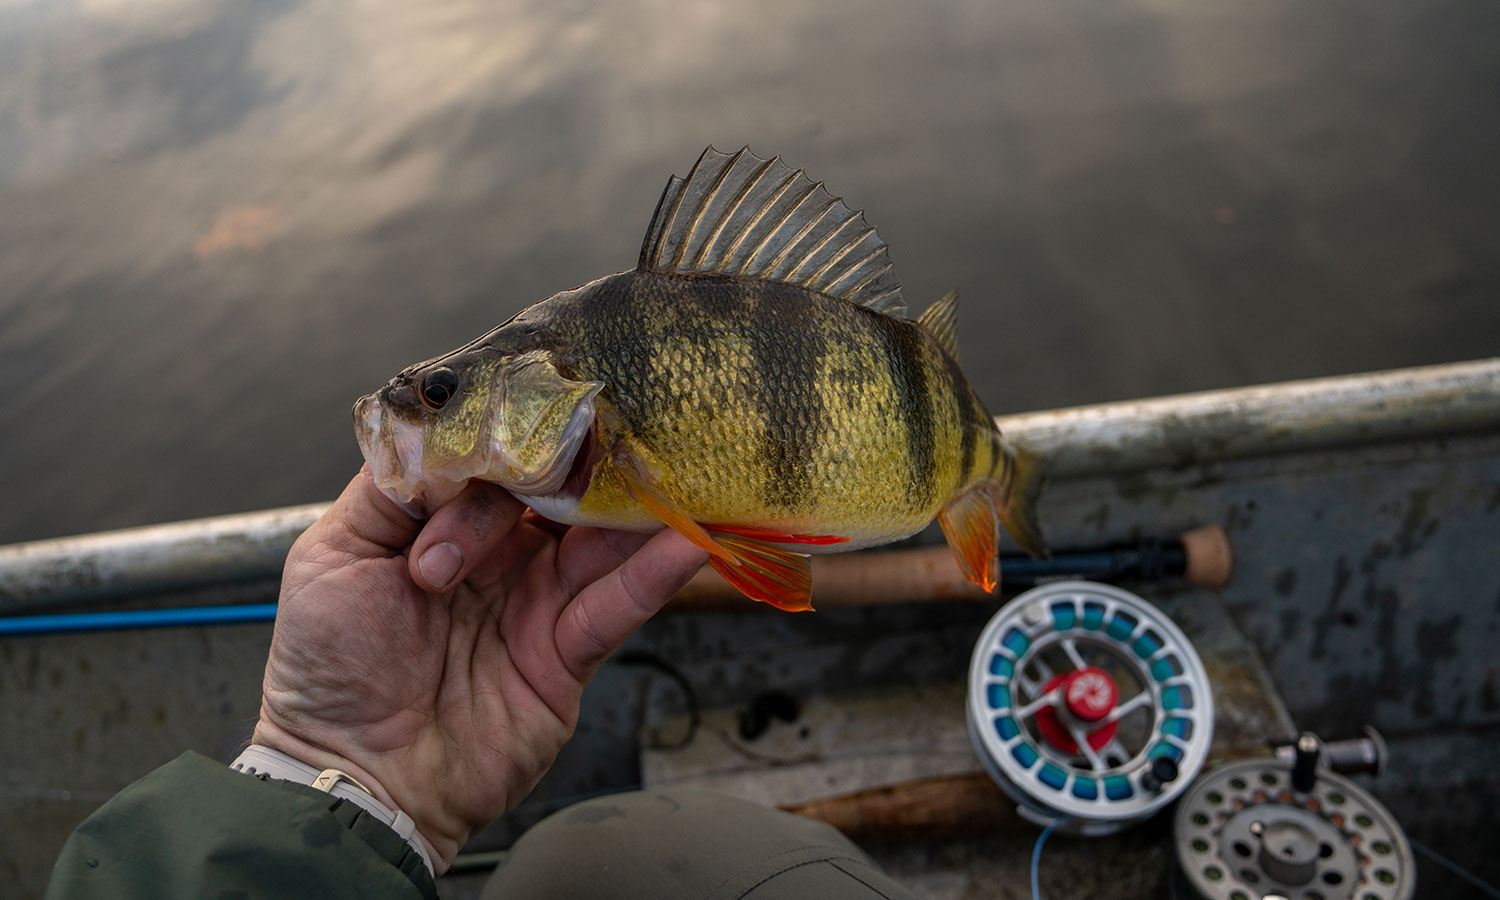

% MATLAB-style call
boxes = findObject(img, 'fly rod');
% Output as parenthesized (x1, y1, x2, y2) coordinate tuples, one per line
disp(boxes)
(667, 525, 1230, 611)
(0, 527, 1229, 636)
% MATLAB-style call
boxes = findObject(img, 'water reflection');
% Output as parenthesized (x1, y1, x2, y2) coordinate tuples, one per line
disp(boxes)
(1, 0, 1497, 541)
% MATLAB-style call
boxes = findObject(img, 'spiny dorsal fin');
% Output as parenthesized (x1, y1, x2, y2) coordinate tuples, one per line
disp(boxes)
(637, 146, 905, 316)
(917, 288, 961, 360)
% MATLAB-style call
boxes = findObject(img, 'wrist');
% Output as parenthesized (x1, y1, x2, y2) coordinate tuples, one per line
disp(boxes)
(249, 721, 459, 873)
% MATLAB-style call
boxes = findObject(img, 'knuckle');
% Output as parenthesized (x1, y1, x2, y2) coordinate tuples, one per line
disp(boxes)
(564, 601, 613, 676)
(613, 564, 656, 618)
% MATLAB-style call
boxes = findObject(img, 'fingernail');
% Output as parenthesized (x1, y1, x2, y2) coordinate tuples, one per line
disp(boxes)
(418, 541, 462, 589)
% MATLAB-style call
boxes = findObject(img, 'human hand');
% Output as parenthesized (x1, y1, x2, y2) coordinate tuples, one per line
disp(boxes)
(251, 467, 708, 872)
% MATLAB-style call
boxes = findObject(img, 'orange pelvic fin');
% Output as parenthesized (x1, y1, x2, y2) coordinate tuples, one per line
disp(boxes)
(615, 450, 814, 611)
(614, 451, 731, 562)
(706, 524, 849, 546)
(937, 484, 1002, 593)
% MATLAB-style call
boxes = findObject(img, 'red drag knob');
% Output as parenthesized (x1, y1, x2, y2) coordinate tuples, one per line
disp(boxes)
(1035, 666, 1120, 755)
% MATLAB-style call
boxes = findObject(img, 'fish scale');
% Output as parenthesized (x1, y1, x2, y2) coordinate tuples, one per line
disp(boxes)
(355, 147, 1047, 610)
(544, 272, 954, 531)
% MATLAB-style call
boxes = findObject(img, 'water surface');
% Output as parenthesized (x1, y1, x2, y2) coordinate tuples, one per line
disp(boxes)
(2, 0, 1497, 542)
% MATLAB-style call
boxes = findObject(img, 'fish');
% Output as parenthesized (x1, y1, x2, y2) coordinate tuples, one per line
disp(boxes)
(354, 146, 1047, 611)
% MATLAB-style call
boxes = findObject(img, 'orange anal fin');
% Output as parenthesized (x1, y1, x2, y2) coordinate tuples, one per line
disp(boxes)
(706, 524, 850, 546)
(937, 486, 1002, 593)
(708, 534, 814, 612)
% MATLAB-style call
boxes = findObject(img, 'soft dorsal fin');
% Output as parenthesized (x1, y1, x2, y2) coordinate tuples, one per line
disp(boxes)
(638, 146, 905, 316)
(917, 288, 961, 360)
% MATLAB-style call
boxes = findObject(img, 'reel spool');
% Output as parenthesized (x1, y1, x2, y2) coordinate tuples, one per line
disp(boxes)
(966, 581, 1215, 836)
(1173, 747, 1415, 900)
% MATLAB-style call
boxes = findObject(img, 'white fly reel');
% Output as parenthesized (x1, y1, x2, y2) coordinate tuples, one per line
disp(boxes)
(966, 581, 1215, 836)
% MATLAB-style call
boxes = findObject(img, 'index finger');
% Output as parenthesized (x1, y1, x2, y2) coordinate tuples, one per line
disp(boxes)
(554, 529, 708, 680)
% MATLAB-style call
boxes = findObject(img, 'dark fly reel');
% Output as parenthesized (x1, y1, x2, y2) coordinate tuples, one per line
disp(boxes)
(1172, 752, 1415, 900)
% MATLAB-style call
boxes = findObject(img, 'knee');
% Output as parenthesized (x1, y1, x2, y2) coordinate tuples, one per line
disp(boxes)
(480, 789, 915, 900)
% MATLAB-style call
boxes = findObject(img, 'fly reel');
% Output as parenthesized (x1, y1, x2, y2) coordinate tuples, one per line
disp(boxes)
(1172, 736, 1415, 900)
(966, 581, 1215, 836)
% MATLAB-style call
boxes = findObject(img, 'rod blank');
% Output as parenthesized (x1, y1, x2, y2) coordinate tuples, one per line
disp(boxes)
(0, 529, 1230, 636)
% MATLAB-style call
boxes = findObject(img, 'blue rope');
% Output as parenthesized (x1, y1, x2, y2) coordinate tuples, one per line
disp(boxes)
(1030, 816, 1066, 900)
(1411, 837, 1500, 899)
(0, 603, 278, 636)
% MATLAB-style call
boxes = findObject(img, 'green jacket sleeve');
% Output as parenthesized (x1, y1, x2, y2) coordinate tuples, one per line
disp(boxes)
(45, 751, 437, 900)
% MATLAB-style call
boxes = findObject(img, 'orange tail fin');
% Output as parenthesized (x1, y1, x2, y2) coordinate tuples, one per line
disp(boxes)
(996, 443, 1048, 560)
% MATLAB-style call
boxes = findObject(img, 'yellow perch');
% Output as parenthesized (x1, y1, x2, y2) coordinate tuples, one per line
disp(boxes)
(355, 147, 1046, 610)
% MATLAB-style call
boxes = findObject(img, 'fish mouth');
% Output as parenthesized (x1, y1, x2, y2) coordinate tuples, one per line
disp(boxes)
(353, 392, 466, 517)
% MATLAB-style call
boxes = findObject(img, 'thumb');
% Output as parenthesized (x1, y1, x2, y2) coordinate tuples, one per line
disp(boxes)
(299, 467, 425, 559)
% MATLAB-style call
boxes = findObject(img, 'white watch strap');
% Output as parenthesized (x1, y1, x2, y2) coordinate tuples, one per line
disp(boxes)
(231, 744, 434, 875)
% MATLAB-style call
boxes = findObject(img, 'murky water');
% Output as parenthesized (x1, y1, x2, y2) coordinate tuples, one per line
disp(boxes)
(2, 0, 1498, 543)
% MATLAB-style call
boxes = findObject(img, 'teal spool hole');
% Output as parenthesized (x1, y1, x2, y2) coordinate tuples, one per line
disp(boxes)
(989, 653, 1014, 678)
(994, 716, 1020, 741)
(1001, 627, 1030, 656)
(1010, 742, 1039, 769)
(1071, 777, 1099, 800)
(1081, 602, 1106, 630)
(986, 683, 1011, 709)
(1106, 612, 1138, 641)
(1148, 742, 1184, 763)
(1132, 630, 1162, 659)
(1161, 685, 1193, 710)
(1050, 602, 1077, 631)
(1160, 716, 1193, 740)
(1150, 655, 1180, 682)
(1103, 775, 1134, 800)
(1038, 763, 1067, 791)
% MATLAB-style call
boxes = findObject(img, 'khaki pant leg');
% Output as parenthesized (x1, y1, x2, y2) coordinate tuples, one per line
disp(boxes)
(479, 789, 921, 900)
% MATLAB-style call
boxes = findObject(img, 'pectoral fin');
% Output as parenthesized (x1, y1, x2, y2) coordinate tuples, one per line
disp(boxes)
(615, 448, 814, 612)
(937, 484, 1002, 593)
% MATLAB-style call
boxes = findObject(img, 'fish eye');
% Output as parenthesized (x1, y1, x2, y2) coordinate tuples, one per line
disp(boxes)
(420, 367, 459, 410)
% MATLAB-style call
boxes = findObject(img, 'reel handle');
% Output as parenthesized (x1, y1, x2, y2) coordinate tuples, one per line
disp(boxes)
(1272, 725, 1388, 778)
